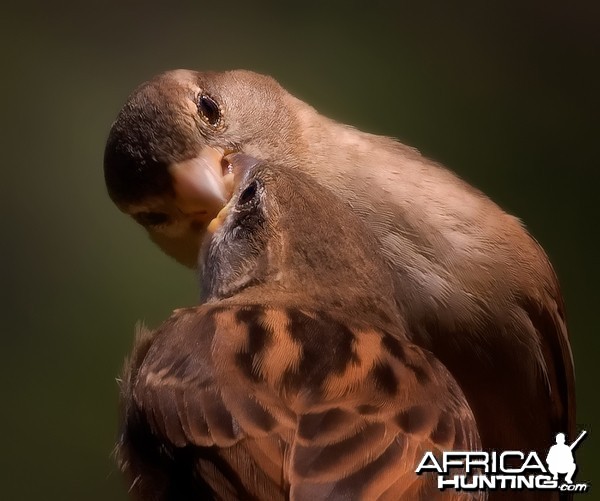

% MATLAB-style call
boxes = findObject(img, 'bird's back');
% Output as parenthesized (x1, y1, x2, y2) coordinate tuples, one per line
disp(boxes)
(290, 103, 575, 468)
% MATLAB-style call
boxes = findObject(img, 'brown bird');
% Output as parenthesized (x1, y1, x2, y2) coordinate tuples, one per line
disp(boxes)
(105, 70, 575, 498)
(118, 154, 483, 500)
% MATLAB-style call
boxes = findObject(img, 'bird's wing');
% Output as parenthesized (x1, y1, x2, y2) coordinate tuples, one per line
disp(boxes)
(274, 308, 483, 500)
(118, 305, 294, 500)
(124, 305, 289, 450)
(120, 304, 484, 500)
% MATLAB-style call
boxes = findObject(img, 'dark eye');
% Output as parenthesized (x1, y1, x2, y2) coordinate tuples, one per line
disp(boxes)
(134, 211, 170, 226)
(197, 94, 221, 126)
(237, 181, 258, 206)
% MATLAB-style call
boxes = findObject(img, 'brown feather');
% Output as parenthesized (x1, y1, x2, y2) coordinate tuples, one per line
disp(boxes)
(106, 71, 576, 499)
(117, 161, 485, 500)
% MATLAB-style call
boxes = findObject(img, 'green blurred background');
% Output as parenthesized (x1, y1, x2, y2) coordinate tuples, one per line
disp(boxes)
(2, 1, 598, 499)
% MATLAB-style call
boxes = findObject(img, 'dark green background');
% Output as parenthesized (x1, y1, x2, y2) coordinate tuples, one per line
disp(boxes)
(2, 2, 598, 499)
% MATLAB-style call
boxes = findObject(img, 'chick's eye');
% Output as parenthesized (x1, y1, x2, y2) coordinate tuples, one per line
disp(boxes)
(134, 211, 170, 226)
(238, 181, 258, 206)
(197, 94, 221, 126)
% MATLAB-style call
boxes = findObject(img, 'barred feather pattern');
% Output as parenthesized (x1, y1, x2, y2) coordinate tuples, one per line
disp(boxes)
(118, 304, 485, 501)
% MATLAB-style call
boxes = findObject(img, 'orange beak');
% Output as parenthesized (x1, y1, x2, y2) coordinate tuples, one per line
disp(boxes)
(168, 146, 235, 220)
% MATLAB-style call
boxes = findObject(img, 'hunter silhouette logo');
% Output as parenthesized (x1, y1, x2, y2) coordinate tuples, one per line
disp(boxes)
(415, 430, 590, 494)
(546, 431, 587, 485)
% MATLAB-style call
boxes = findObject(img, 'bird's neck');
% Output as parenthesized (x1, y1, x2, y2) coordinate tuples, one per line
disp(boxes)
(284, 96, 552, 333)
(287, 95, 517, 260)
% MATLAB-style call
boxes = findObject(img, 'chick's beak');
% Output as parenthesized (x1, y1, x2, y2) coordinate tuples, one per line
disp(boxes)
(204, 153, 262, 234)
(207, 205, 230, 234)
(169, 146, 235, 221)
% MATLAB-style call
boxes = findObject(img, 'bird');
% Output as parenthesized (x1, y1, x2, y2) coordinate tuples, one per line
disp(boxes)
(104, 70, 575, 499)
(118, 153, 484, 500)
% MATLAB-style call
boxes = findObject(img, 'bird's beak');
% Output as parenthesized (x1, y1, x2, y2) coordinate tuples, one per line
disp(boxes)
(205, 153, 262, 234)
(168, 146, 235, 221)
(207, 205, 230, 234)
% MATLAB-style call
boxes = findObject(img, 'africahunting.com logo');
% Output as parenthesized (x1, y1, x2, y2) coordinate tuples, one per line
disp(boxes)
(416, 431, 589, 494)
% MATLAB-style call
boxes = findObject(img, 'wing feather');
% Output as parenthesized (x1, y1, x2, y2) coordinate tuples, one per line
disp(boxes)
(119, 304, 484, 500)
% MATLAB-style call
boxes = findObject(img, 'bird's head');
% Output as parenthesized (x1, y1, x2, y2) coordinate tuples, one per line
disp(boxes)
(199, 154, 395, 309)
(104, 69, 306, 267)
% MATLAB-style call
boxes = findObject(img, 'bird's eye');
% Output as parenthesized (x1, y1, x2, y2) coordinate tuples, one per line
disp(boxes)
(237, 181, 258, 206)
(197, 94, 221, 126)
(134, 211, 170, 226)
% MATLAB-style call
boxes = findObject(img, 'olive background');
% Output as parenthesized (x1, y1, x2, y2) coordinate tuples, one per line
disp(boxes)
(2, 2, 598, 499)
